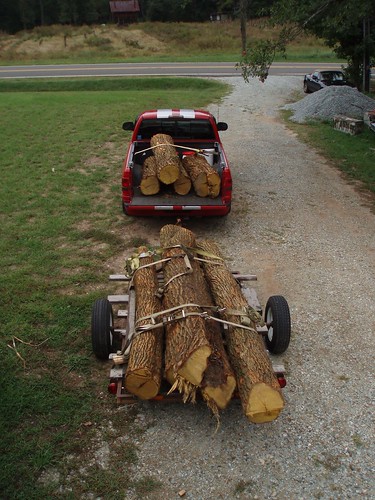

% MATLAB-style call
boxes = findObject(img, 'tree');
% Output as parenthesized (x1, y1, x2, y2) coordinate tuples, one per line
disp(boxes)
(237, 0, 375, 91)
(239, 0, 247, 53)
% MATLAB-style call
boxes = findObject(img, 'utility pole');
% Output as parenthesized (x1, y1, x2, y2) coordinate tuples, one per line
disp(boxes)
(39, 0, 45, 25)
(363, 17, 370, 92)
(240, 0, 247, 55)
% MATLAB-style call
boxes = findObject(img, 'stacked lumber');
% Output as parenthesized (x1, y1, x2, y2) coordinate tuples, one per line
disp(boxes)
(124, 224, 285, 423)
(139, 135, 220, 198)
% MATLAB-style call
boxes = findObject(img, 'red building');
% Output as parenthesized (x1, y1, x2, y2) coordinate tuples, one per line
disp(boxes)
(109, 0, 140, 25)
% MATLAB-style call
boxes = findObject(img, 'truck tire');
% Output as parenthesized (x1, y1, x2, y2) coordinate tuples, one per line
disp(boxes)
(264, 295, 291, 354)
(91, 298, 115, 360)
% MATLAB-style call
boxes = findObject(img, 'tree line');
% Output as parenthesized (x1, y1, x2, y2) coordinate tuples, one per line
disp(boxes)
(0, 0, 273, 34)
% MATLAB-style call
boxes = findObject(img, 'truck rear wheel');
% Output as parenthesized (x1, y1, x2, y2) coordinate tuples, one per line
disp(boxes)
(91, 298, 115, 360)
(264, 295, 291, 354)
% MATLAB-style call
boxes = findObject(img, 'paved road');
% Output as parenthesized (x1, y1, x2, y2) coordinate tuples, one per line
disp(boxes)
(0, 61, 343, 79)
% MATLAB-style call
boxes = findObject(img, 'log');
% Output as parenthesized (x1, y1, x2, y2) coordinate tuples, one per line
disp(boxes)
(182, 154, 208, 197)
(174, 164, 192, 195)
(193, 266, 236, 410)
(200, 154, 221, 198)
(197, 239, 284, 423)
(160, 225, 212, 399)
(182, 153, 221, 198)
(140, 156, 160, 195)
(160, 226, 235, 410)
(124, 247, 163, 399)
(150, 133, 181, 185)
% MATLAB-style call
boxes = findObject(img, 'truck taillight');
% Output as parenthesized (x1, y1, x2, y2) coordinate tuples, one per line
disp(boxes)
(221, 168, 232, 204)
(122, 169, 132, 203)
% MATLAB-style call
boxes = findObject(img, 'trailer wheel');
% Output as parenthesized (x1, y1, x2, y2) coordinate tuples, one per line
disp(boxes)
(264, 295, 291, 354)
(91, 298, 115, 360)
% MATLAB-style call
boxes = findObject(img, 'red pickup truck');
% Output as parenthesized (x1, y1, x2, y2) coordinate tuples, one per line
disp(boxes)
(121, 109, 232, 217)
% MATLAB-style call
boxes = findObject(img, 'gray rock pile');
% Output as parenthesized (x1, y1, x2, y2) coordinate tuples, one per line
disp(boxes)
(284, 85, 375, 123)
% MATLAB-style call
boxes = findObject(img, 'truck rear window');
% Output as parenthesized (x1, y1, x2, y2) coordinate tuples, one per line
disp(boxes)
(137, 119, 215, 140)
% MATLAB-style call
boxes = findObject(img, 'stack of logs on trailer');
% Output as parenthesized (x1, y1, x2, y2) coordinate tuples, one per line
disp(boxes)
(139, 134, 221, 198)
(123, 224, 285, 424)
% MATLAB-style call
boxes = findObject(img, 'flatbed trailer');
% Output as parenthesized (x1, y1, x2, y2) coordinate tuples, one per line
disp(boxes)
(91, 271, 291, 404)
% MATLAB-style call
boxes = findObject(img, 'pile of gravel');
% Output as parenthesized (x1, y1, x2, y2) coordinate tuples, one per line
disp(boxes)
(284, 85, 375, 123)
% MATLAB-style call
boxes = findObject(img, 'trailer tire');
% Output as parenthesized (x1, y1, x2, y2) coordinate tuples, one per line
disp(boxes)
(264, 295, 291, 354)
(91, 298, 115, 360)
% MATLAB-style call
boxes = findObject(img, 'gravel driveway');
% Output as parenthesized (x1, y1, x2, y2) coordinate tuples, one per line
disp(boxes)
(123, 76, 375, 499)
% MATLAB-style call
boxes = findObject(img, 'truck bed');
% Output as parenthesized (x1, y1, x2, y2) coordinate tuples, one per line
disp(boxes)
(127, 140, 229, 214)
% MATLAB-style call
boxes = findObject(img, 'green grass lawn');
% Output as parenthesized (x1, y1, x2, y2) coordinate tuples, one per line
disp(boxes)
(283, 112, 375, 201)
(0, 77, 229, 498)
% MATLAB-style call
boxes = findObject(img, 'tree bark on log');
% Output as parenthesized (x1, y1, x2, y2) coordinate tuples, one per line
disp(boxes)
(150, 133, 181, 185)
(174, 164, 192, 195)
(140, 156, 160, 195)
(197, 239, 284, 423)
(182, 153, 221, 198)
(124, 247, 163, 399)
(160, 225, 212, 399)
(193, 264, 236, 410)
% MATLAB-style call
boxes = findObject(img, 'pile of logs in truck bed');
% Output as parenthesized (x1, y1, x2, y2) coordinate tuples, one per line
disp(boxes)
(91, 225, 291, 424)
(138, 133, 221, 198)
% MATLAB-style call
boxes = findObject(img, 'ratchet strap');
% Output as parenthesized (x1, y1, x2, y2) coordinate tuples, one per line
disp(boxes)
(125, 245, 223, 295)
(134, 144, 218, 157)
(126, 303, 264, 351)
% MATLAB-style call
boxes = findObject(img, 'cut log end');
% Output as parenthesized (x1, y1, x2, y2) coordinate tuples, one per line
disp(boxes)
(177, 345, 212, 387)
(125, 371, 160, 400)
(140, 156, 160, 195)
(245, 382, 284, 423)
(174, 165, 192, 195)
(159, 164, 180, 185)
(202, 375, 236, 410)
(140, 176, 160, 195)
